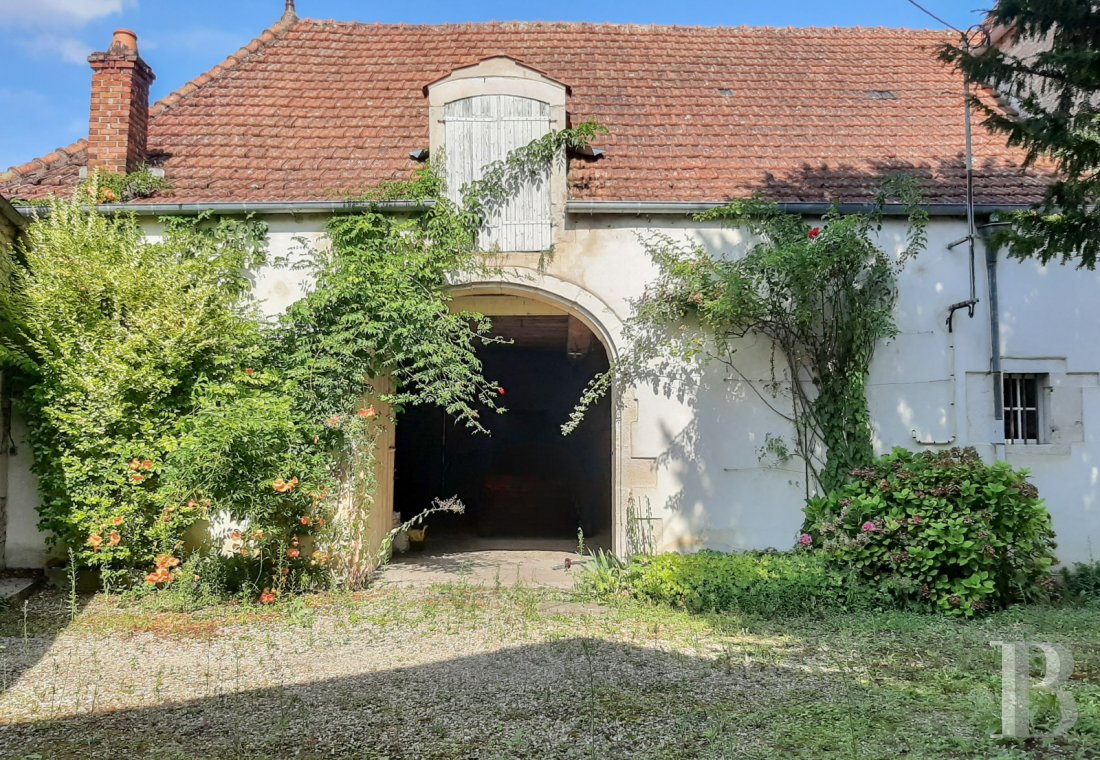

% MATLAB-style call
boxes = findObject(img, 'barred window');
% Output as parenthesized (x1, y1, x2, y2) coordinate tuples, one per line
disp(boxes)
(1003, 373, 1045, 444)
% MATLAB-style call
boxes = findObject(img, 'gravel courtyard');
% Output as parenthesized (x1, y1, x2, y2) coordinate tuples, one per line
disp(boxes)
(0, 585, 1097, 759)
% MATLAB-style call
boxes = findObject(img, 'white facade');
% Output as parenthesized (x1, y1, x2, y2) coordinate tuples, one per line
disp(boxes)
(274, 211, 1100, 564)
(5, 52, 1099, 568)
(5, 209, 1099, 567)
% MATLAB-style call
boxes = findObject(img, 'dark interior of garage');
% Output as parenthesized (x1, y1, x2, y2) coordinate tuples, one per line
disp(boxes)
(394, 314, 612, 551)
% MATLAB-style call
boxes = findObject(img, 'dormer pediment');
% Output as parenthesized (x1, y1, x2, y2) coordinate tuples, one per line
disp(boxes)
(424, 56, 570, 100)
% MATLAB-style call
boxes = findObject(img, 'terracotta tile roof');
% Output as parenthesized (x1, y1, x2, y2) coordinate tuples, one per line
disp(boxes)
(0, 20, 1052, 206)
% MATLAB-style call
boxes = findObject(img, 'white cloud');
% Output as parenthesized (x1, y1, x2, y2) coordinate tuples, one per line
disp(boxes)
(0, 0, 137, 28)
(20, 34, 94, 65)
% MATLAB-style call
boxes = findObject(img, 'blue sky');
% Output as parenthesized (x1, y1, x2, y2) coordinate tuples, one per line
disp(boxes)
(0, 0, 987, 171)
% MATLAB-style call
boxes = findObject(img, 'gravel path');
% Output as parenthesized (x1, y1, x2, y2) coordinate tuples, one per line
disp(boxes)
(3, 588, 1095, 759)
(0, 587, 808, 759)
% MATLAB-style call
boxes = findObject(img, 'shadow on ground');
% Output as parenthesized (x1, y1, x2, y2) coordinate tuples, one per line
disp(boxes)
(0, 584, 91, 699)
(1, 635, 813, 759)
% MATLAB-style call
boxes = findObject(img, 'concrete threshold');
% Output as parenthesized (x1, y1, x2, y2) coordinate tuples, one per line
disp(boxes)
(0, 576, 41, 604)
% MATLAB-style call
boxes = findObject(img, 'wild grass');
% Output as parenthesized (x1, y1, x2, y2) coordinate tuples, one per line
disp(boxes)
(0, 586, 1096, 759)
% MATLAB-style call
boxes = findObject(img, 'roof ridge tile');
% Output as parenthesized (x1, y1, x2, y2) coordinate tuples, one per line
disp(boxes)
(299, 19, 948, 35)
(0, 21, 1050, 206)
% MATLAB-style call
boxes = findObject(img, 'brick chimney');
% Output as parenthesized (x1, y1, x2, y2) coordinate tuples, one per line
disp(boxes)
(87, 29, 155, 174)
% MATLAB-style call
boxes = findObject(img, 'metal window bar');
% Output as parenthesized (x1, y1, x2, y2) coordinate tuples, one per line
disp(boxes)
(1003, 374, 1040, 444)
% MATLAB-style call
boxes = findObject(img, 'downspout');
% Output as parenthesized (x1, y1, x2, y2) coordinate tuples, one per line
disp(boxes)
(922, 28, 984, 447)
(0, 374, 7, 569)
(944, 35, 981, 333)
(953, 24, 1006, 459)
(979, 222, 1009, 459)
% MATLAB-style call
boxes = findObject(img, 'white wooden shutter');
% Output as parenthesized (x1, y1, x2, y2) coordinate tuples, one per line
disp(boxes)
(444, 95, 552, 251)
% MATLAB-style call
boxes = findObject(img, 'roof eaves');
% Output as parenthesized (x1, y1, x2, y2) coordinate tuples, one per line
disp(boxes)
(0, 194, 26, 229)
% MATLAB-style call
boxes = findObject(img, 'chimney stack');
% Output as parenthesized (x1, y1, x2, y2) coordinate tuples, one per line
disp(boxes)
(87, 29, 155, 174)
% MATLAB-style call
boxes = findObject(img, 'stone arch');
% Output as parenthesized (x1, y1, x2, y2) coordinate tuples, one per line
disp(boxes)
(449, 269, 625, 360)
(448, 269, 633, 554)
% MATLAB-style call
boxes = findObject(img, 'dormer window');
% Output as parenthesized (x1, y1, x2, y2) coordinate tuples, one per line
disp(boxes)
(426, 57, 569, 253)
(444, 95, 551, 251)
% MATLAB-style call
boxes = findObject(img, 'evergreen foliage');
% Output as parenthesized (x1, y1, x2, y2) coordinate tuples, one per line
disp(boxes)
(941, 0, 1100, 267)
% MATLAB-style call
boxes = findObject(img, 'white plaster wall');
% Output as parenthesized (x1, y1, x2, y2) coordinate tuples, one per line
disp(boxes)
(547, 214, 1100, 562)
(874, 222, 1100, 564)
(5, 210, 1099, 565)
(4, 410, 48, 567)
(251, 218, 330, 319)
(2, 212, 50, 567)
(189, 211, 1100, 563)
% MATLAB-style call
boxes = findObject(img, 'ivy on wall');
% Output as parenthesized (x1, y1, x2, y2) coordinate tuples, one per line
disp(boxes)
(0, 201, 269, 582)
(568, 180, 927, 496)
(272, 120, 607, 435)
(0, 122, 605, 594)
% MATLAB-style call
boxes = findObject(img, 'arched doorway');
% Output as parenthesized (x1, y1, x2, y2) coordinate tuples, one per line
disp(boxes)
(393, 291, 614, 553)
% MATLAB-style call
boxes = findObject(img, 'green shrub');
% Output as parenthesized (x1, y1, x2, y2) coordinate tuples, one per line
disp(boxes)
(577, 549, 628, 598)
(85, 167, 171, 203)
(0, 128, 606, 601)
(804, 447, 1057, 616)
(159, 373, 339, 595)
(1059, 560, 1100, 603)
(0, 199, 269, 583)
(597, 550, 882, 616)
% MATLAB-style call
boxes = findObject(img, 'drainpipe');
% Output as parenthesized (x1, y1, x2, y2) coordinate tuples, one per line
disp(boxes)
(945, 54, 981, 333)
(979, 222, 1009, 459)
(0, 374, 7, 570)
(929, 60, 980, 446)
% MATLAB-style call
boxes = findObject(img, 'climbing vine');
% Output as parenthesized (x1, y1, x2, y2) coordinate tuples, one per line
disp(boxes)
(265, 122, 604, 584)
(569, 180, 926, 495)
(270, 120, 607, 434)
(0, 121, 605, 595)
(0, 201, 269, 584)
(85, 167, 171, 203)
